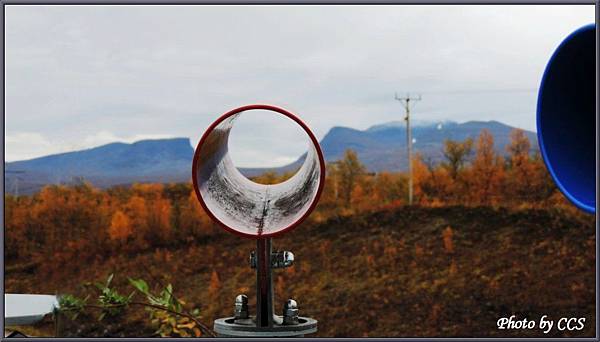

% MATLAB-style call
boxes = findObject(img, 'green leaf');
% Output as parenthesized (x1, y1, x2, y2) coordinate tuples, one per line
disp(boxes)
(129, 278, 149, 294)
(107, 273, 114, 286)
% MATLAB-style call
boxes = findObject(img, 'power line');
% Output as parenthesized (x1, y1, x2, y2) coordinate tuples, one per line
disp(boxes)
(6, 170, 26, 197)
(394, 93, 421, 206)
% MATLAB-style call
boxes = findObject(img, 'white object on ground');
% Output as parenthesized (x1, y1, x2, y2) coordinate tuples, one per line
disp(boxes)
(4, 294, 59, 326)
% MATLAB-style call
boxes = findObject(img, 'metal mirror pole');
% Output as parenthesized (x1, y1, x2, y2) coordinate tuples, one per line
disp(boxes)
(256, 238, 274, 327)
(195, 105, 321, 337)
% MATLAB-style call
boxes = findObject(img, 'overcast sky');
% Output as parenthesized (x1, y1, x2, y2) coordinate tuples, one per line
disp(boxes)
(4, 5, 594, 167)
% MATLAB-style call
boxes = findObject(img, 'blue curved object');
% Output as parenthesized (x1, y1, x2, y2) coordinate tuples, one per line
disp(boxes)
(537, 23, 596, 214)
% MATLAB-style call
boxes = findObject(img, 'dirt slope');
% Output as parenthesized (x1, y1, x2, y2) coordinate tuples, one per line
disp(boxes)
(6, 206, 595, 337)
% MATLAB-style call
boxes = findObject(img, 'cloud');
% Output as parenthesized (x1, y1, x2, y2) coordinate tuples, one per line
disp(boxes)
(5, 132, 55, 162)
(4, 5, 594, 166)
(81, 131, 175, 149)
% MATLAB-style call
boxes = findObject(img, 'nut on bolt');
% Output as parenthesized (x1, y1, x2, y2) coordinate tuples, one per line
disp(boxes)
(234, 294, 249, 319)
(282, 298, 299, 325)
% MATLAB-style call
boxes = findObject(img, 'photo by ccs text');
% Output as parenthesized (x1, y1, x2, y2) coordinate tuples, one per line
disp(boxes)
(497, 315, 586, 334)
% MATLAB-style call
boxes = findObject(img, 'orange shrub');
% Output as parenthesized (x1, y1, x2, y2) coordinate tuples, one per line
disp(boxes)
(108, 210, 133, 242)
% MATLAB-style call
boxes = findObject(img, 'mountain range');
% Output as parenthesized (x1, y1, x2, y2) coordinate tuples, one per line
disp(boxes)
(5, 120, 538, 195)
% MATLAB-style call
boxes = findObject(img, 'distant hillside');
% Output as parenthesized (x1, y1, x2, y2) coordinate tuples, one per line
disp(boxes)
(319, 120, 537, 172)
(5, 120, 538, 194)
(6, 138, 194, 194)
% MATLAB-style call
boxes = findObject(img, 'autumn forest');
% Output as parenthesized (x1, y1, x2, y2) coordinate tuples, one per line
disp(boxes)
(4, 128, 596, 337)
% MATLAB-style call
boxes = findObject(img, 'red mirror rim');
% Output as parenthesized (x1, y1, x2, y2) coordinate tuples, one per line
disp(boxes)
(191, 104, 326, 239)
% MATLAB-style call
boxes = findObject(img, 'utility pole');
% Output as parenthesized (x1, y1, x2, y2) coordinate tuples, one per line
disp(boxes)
(394, 93, 421, 205)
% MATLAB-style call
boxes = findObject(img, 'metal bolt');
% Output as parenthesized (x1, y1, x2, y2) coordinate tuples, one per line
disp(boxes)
(279, 251, 294, 268)
(249, 251, 256, 268)
(234, 294, 249, 319)
(282, 298, 299, 325)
